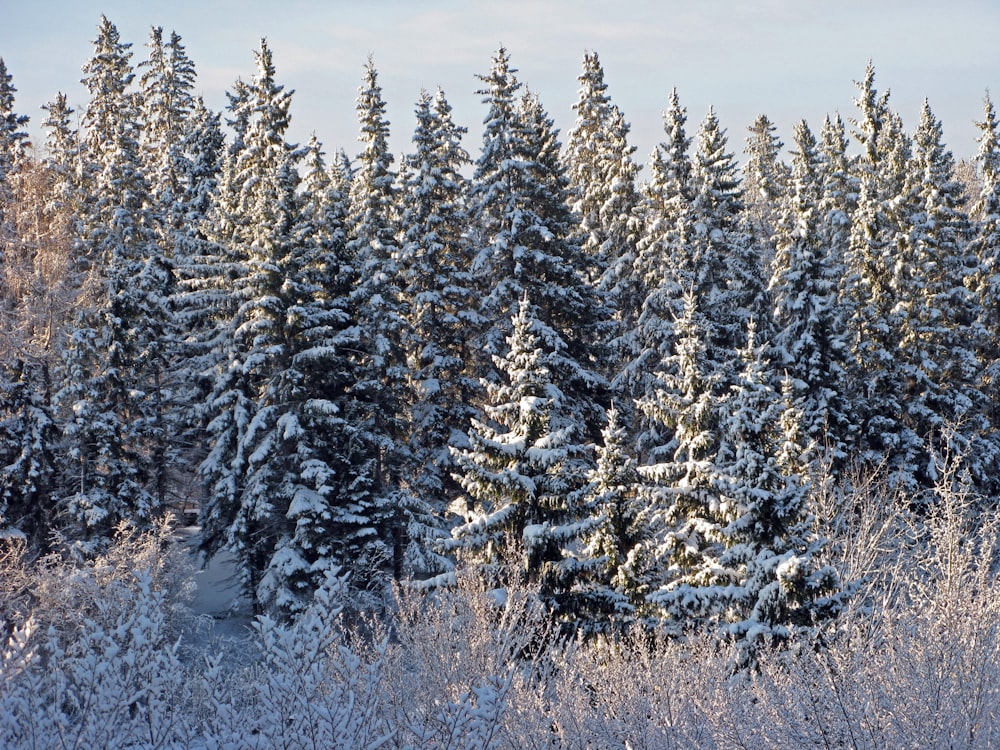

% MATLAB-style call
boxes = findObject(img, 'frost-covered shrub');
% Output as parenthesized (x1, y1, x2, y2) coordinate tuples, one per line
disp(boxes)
(0, 571, 198, 749)
(4, 472, 1000, 748)
(195, 568, 394, 750)
(381, 572, 558, 748)
(1, 520, 198, 646)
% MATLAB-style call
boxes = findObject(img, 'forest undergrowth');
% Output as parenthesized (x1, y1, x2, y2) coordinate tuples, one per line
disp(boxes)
(1, 469, 998, 750)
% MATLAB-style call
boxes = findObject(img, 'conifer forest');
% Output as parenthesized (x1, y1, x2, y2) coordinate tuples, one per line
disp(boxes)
(3, 16, 1000, 748)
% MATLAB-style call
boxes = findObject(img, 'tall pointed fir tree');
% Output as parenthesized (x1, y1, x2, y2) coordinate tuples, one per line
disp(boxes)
(817, 113, 858, 257)
(893, 100, 995, 491)
(257, 138, 370, 617)
(628, 105, 768, 461)
(715, 325, 842, 664)
(257, 132, 379, 616)
(768, 119, 853, 472)
(563, 51, 641, 294)
(182, 71, 259, 461)
(687, 107, 770, 361)
(0, 57, 30, 241)
(199, 43, 378, 615)
(39, 92, 84, 262)
(56, 16, 174, 545)
(169, 94, 225, 414)
(138, 27, 197, 243)
(843, 64, 922, 489)
(197, 40, 300, 605)
(574, 404, 648, 630)
(141, 30, 224, 503)
(397, 88, 480, 578)
(615, 88, 693, 422)
(972, 94, 1000, 430)
(742, 114, 789, 264)
(137, 26, 204, 503)
(0, 359, 59, 549)
(638, 292, 727, 631)
(346, 57, 409, 582)
(470, 47, 610, 443)
(640, 305, 843, 646)
(448, 297, 594, 620)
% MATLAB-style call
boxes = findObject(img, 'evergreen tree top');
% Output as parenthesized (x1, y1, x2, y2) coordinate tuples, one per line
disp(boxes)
(0, 57, 30, 177)
(975, 93, 1000, 224)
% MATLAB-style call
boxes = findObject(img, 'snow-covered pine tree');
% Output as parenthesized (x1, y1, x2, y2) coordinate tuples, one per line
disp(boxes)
(519, 87, 612, 429)
(470, 48, 610, 443)
(688, 107, 770, 361)
(563, 51, 641, 293)
(714, 323, 843, 664)
(138, 27, 197, 243)
(616, 87, 692, 390)
(137, 25, 205, 507)
(817, 113, 858, 253)
(574, 404, 648, 629)
(769, 119, 852, 472)
(0, 57, 30, 237)
(397, 88, 479, 578)
(448, 297, 593, 618)
(972, 93, 1000, 430)
(346, 57, 409, 581)
(256, 141, 374, 617)
(199, 46, 374, 615)
(843, 65, 920, 489)
(169, 95, 225, 430)
(742, 114, 789, 264)
(641, 305, 843, 646)
(628, 106, 768, 463)
(639, 292, 727, 630)
(197, 39, 305, 600)
(0, 358, 59, 549)
(893, 100, 996, 492)
(815, 113, 858, 454)
(56, 16, 174, 543)
(39, 93, 84, 250)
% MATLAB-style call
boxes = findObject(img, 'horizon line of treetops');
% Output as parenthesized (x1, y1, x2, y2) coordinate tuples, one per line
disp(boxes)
(1, 15, 1000, 654)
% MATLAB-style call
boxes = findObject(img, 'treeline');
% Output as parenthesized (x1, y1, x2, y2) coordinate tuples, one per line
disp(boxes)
(1, 16, 999, 651)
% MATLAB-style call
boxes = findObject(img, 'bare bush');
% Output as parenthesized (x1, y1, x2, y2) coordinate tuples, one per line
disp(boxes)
(3, 466, 1000, 748)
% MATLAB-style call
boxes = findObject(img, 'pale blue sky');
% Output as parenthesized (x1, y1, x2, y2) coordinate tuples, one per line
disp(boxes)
(2, 1, 997, 167)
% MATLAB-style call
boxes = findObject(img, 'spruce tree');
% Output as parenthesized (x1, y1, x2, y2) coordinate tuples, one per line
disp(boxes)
(56, 16, 174, 543)
(843, 65, 920, 488)
(197, 39, 306, 602)
(742, 114, 789, 262)
(618, 87, 692, 374)
(0, 57, 30, 238)
(0, 359, 59, 549)
(687, 107, 769, 358)
(627, 104, 766, 460)
(470, 48, 609, 441)
(972, 94, 1000, 429)
(255, 143, 370, 616)
(639, 293, 726, 629)
(138, 26, 198, 239)
(575, 404, 648, 628)
(716, 326, 843, 663)
(769, 119, 852, 470)
(895, 100, 994, 490)
(39, 93, 83, 244)
(347, 57, 408, 581)
(397, 88, 479, 577)
(563, 51, 641, 292)
(448, 297, 593, 617)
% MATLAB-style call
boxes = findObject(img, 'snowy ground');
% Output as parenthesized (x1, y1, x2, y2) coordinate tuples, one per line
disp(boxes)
(175, 526, 255, 649)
